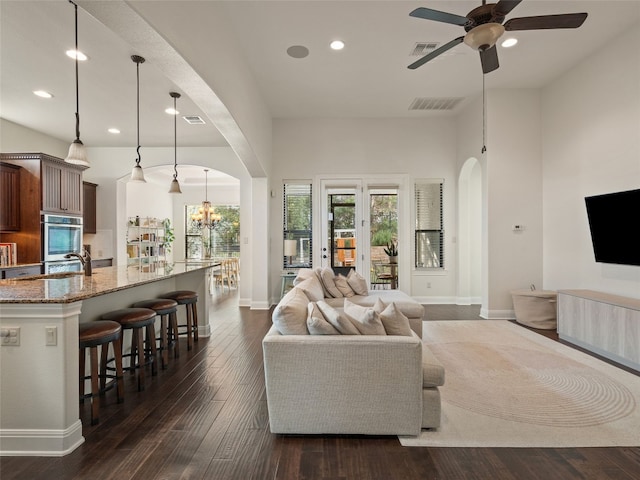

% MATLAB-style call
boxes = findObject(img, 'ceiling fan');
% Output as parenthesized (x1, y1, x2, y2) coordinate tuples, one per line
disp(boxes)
(408, 0, 588, 74)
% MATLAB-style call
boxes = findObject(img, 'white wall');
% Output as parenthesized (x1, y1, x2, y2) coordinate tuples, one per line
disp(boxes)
(1, 118, 68, 158)
(271, 117, 458, 303)
(542, 25, 640, 299)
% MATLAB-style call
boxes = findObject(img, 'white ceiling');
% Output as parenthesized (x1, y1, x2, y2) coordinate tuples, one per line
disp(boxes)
(2, 1, 639, 151)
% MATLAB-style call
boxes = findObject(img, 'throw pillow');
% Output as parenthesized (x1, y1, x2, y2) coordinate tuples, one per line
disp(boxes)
(320, 266, 343, 298)
(379, 302, 413, 336)
(316, 300, 360, 335)
(313, 267, 332, 298)
(272, 287, 310, 335)
(346, 269, 368, 296)
(293, 268, 315, 286)
(307, 302, 340, 335)
(334, 274, 355, 297)
(295, 276, 324, 302)
(343, 298, 386, 335)
(373, 297, 386, 314)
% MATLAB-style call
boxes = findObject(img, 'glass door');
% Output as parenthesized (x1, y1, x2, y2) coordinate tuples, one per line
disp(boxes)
(320, 183, 363, 276)
(369, 189, 398, 289)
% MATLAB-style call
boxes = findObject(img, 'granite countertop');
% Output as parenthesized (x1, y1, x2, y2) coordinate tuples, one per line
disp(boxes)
(0, 261, 219, 304)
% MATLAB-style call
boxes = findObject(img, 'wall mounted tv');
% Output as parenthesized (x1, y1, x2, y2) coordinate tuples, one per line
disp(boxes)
(584, 188, 640, 267)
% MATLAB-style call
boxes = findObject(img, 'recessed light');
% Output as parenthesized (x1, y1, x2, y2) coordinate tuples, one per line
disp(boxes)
(165, 108, 179, 115)
(66, 49, 88, 61)
(33, 90, 53, 98)
(108, 128, 120, 134)
(330, 40, 345, 50)
(501, 38, 518, 48)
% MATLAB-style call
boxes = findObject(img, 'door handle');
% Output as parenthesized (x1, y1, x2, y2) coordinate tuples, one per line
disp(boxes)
(322, 255, 327, 259)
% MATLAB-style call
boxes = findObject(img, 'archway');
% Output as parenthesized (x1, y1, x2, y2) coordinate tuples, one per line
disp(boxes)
(457, 157, 482, 304)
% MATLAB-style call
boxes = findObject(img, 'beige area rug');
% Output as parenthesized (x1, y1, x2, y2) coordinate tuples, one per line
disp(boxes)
(400, 320, 640, 447)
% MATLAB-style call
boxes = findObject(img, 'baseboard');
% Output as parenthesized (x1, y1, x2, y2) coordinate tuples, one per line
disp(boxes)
(413, 296, 458, 304)
(250, 300, 271, 310)
(238, 297, 252, 307)
(0, 420, 84, 457)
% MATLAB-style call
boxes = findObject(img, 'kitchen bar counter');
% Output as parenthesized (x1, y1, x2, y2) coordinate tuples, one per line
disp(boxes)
(0, 260, 218, 457)
(0, 261, 219, 303)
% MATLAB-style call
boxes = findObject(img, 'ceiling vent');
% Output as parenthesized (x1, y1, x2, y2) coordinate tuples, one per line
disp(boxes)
(410, 42, 439, 56)
(182, 115, 205, 125)
(409, 97, 464, 111)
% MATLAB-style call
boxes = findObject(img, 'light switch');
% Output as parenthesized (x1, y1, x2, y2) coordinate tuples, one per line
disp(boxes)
(46, 326, 57, 346)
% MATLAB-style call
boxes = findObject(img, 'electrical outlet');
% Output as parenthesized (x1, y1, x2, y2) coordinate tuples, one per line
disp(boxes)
(1, 327, 20, 346)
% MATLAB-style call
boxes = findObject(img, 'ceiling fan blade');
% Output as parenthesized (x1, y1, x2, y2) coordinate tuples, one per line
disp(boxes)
(480, 46, 499, 74)
(408, 36, 464, 70)
(504, 13, 588, 31)
(410, 7, 471, 27)
(493, 0, 523, 17)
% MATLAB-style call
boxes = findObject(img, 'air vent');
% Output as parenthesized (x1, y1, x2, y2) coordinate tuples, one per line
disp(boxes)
(409, 97, 464, 111)
(410, 42, 439, 56)
(183, 115, 205, 125)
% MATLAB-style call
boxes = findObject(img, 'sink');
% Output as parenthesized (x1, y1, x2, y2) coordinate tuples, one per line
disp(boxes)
(13, 272, 84, 281)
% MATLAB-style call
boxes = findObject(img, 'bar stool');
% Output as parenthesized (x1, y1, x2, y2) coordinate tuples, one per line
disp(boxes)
(132, 298, 179, 369)
(79, 320, 124, 425)
(101, 308, 157, 391)
(161, 290, 198, 351)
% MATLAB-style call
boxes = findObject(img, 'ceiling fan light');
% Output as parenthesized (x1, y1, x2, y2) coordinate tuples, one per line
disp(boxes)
(65, 139, 89, 166)
(464, 23, 505, 51)
(501, 37, 518, 48)
(130, 164, 146, 183)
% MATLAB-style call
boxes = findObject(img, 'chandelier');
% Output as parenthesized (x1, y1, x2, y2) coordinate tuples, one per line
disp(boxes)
(191, 169, 221, 229)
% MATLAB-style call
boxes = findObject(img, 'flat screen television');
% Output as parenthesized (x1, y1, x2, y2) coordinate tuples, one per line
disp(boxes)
(584, 188, 640, 266)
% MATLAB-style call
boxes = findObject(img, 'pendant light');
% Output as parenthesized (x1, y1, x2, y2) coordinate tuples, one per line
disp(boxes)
(64, 0, 89, 167)
(168, 92, 182, 194)
(130, 55, 146, 183)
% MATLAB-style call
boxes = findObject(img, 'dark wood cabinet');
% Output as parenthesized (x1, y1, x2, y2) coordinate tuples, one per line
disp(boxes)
(83, 181, 98, 234)
(0, 162, 21, 231)
(0, 153, 87, 265)
(42, 159, 83, 215)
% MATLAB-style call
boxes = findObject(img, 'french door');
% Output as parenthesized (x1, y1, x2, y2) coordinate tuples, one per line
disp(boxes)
(319, 179, 399, 287)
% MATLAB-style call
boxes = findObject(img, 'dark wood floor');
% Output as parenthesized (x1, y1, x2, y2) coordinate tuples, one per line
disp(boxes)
(2, 292, 639, 480)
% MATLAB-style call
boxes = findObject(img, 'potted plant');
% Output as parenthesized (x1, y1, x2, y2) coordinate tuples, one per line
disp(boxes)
(384, 241, 398, 264)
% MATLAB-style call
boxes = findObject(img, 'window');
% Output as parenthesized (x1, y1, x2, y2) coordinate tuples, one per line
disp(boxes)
(415, 180, 444, 269)
(185, 205, 240, 259)
(283, 182, 312, 269)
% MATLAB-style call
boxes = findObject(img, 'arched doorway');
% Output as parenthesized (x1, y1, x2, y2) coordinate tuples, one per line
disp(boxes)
(457, 158, 482, 304)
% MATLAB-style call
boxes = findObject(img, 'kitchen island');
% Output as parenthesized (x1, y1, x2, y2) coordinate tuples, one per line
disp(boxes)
(0, 261, 218, 457)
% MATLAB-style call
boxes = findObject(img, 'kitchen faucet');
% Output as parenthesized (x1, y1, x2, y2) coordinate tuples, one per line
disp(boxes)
(64, 250, 92, 276)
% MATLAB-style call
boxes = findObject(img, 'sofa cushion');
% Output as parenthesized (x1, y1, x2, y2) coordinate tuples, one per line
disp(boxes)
(343, 298, 386, 335)
(377, 301, 413, 336)
(347, 269, 368, 296)
(307, 302, 340, 335)
(293, 268, 315, 286)
(422, 344, 445, 387)
(356, 290, 425, 319)
(334, 274, 356, 297)
(317, 300, 360, 335)
(272, 287, 310, 335)
(295, 276, 324, 302)
(319, 267, 343, 298)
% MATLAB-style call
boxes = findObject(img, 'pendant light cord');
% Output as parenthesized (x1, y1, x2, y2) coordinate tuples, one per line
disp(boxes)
(173, 95, 178, 179)
(70, 0, 80, 142)
(481, 73, 487, 154)
(136, 59, 141, 166)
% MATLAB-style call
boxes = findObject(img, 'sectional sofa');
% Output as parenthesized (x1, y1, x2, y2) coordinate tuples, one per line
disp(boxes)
(262, 267, 445, 436)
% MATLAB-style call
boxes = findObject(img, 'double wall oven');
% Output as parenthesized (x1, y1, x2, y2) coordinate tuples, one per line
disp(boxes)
(42, 214, 83, 273)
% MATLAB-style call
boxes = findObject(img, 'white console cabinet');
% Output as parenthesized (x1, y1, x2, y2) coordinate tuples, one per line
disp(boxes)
(557, 290, 640, 372)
